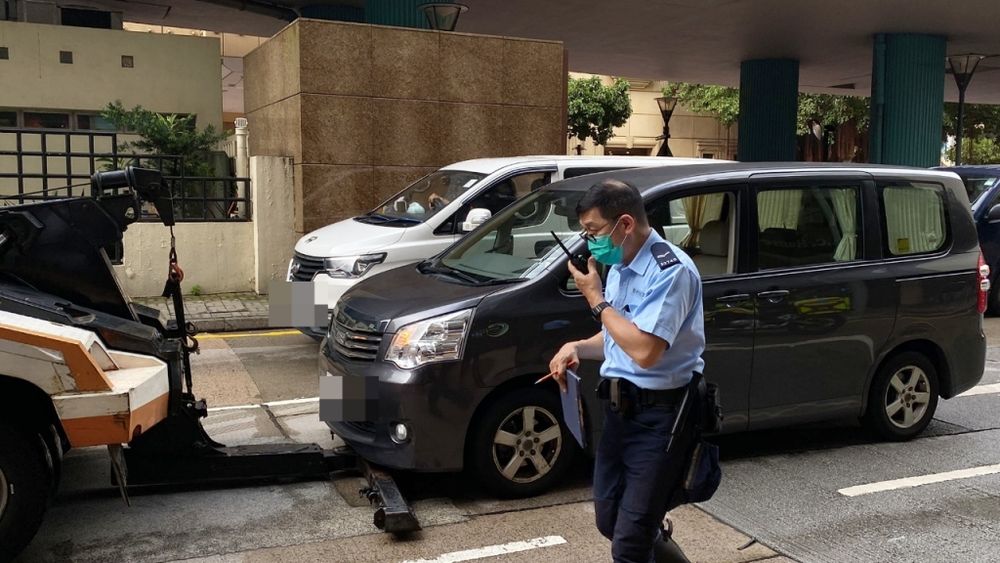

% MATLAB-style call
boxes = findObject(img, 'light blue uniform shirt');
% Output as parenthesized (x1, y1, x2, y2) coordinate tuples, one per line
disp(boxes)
(601, 230, 705, 390)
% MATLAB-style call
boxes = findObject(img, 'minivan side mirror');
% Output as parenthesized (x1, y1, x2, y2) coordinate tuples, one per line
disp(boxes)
(988, 204, 1000, 223)
(461, 208, 491, 232)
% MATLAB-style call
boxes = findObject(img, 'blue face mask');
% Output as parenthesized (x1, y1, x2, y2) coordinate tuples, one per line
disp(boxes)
(587, 218, 625, 265)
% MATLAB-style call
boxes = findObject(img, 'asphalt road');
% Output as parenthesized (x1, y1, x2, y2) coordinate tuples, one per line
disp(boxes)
(18, 322, 1000, 562)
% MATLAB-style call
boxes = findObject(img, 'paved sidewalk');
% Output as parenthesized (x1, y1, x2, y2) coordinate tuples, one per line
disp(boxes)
(133, 292, 270, 332)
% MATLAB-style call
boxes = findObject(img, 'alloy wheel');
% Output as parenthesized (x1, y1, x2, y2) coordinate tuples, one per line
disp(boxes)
(491, 405, 562, 484)
(884, 365, 932, 429)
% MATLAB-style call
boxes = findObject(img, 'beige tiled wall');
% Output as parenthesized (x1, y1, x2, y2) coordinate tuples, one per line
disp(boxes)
(246, 19, 566, 233)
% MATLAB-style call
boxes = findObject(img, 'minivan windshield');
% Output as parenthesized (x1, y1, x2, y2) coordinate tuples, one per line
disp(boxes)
(433, 187, 588, 283)
(360, 170, 486, 226)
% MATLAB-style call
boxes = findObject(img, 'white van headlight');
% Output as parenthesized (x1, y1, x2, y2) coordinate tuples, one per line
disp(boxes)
(324, 253, 387, 278)
(385, 309, 472, 369)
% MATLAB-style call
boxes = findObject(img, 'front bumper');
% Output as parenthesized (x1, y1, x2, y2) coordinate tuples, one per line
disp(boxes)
(319, 340, 486, 472)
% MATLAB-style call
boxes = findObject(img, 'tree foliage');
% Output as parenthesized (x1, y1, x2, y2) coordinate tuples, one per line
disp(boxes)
(661, 83, 740, 127)
(101, 101, 226, 176)
(567, 76, 633, 147)
(661, 82, 869, 134)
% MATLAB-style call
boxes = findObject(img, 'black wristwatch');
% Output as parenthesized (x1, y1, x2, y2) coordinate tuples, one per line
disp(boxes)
(591, 301, 612, 321)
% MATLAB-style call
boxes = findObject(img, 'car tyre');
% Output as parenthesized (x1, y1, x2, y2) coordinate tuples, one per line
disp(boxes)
(863, 351, 939, 441)
(0, 423, 52, 560)
(469, 387, 577, 498)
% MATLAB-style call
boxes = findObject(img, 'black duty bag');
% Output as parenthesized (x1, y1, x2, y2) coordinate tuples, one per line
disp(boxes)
(666, 373, 723, 509)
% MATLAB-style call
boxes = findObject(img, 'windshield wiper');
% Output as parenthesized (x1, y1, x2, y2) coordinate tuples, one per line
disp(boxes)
(479, 278, 524, 286)
(358, 212, 421, 224)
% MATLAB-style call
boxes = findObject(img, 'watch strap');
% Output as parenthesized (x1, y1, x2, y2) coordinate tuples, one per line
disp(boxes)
(591, 301, 611, 320)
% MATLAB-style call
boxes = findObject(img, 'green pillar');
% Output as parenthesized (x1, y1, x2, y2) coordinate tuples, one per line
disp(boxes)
(869, 33, 945, 166)
(365, 0, 428, 28)
(737, 59, 799, 161)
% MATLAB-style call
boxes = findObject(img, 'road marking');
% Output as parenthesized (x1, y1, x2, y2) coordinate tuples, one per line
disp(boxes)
(210, 396, 320, 412)
(199, 330, 303, 340)
(958, 382, 1000, 397)
(400, 536, 567, 563)
(838, 463, 1000, 497)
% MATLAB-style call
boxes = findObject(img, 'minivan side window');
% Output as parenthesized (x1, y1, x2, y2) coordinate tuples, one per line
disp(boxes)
(755, 184, 861, 270)
(647, 190, 736, 277)
(880, 181, 947, 256)
(436, 171, 550, 235)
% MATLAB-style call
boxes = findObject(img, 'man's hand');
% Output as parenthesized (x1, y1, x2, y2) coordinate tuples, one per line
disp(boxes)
(548, 341, 581, 393)
(569, 256, 604, 307)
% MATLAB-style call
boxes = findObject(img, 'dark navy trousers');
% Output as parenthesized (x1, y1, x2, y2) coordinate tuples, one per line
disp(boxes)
(593, 401, 688, 563)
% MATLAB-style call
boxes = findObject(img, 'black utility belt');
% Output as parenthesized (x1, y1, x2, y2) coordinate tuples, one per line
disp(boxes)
(597, 377, 685, 413)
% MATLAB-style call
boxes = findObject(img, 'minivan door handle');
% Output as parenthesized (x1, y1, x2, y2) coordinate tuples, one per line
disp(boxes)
(715, 294, 751, 307)
(757, 290, 790, 303)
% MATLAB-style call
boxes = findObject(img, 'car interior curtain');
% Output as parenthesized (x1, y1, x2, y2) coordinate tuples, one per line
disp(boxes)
(830, 187, 859, 261)
(680, 193, 725, 247)
(757, 190, 802, 231)
(883, 185, 945, 254)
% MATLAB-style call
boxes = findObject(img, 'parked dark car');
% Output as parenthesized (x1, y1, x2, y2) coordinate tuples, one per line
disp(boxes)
(321, 163, 988, 497)
(936, 165, 1000, 313)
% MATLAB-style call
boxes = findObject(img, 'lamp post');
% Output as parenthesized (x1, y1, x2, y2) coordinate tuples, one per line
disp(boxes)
(947, 54, 987, 166)
(419, 2, 468, 31)
(655, 96, 678, 157)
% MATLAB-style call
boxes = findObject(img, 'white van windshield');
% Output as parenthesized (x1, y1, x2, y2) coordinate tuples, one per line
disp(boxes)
(429, 188, 588, 283)
(361, 170, 486, 226)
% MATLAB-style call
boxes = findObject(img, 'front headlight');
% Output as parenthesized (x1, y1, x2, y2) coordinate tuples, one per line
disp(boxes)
(324, 253, 387, 278)
(385, 309, 472, 369)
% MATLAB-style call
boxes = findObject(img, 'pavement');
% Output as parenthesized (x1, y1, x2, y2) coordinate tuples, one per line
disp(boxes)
(21, 330, 795, 563)
(134, 292, 270, 333)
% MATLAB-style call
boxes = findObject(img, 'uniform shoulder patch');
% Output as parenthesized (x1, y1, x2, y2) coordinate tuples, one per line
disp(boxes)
(650, 242, 681, 270)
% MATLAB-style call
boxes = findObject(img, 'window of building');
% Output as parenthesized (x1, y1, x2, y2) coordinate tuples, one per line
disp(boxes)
(76, 114, 116, 131)
(756, 184, 862, 269)
(61, 7, 113, 29)
(59, 51, 73, 64)
(0, 111, 16, 127)
(880, 182, 947, 256)
(121, 55, 134, 68)
(0, 47, 8, 60)
(23, 112, 70, 129)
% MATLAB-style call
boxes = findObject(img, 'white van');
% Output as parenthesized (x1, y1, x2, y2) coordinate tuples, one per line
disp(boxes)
(287, 155, 715, 334)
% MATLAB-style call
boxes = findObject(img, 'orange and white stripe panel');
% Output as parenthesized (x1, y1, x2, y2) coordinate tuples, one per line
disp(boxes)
(0, 311, 169, 447)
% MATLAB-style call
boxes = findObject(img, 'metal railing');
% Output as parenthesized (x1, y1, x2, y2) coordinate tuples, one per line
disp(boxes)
(0, 127, 251, 221)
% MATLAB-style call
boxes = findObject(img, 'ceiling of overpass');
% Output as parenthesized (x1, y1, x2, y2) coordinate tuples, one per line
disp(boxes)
(88, 0, 1000, 104)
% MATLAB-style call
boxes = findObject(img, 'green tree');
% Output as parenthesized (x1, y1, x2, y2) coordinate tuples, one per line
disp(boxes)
(101, 101, 226, 176)
(567, 76, 633, 150)
(661, 82, 740, 127)
(661, 82, 869, 133)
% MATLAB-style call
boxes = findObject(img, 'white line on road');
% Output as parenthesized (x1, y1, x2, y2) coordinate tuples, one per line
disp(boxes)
(838, 463, 1000, 497)
(958, 382, 1000, 397)
(400, 536, 568, 563)
(209, 396, 320, 412)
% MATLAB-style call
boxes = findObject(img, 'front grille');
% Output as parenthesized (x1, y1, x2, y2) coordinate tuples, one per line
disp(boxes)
(331, 314, 383, 361)
(290, 252, 324, 282)
(343, 420, 378, 435)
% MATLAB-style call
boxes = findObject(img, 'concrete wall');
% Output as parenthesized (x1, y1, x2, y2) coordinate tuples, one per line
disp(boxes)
(115, 221, 255, 297)
(251, 155, 296, 294)
(245, 19, 567, 234)
(567, 74, 737, 159)
(0, 20, 222, 129)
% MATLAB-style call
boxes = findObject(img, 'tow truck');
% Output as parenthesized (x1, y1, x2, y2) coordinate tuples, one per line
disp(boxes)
(0, 168, 418, 560)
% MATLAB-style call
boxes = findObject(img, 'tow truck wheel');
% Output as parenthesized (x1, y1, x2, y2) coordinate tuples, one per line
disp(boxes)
(469, 387, 576, 498)
(0, 423, 51, 560)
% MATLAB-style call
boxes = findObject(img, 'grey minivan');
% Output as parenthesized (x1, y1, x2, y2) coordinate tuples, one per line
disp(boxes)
(320, 163, 988, 497)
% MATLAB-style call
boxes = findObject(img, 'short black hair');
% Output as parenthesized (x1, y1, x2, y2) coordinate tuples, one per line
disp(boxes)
(576, 178, 647, 224)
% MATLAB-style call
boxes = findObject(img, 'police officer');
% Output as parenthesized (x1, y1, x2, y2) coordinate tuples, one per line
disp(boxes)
(549, 179, 704, 563)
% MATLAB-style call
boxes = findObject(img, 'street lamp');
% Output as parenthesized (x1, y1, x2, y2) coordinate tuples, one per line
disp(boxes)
(655, 96, 678, 157)
(420, 2, 468, 31)
(947, 54, 987, 166)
